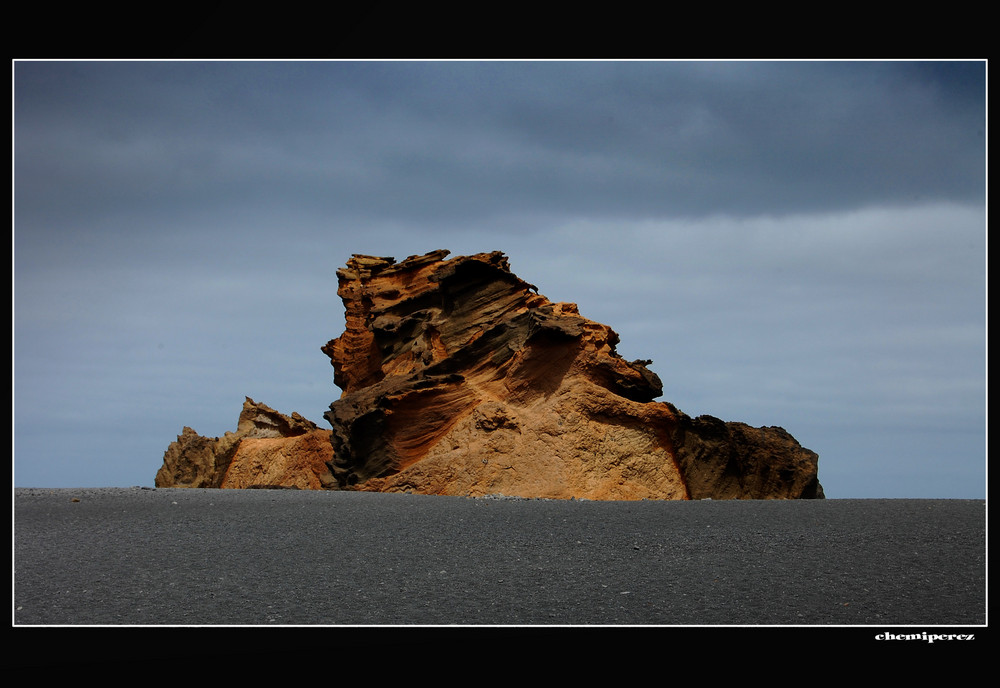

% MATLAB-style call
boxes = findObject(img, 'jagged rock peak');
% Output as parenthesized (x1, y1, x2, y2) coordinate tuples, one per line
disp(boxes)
(321, 250, 690, 497)
(335, 249, 454, 281)
(321, 250, 661, 402)
(236, 396, 319, 438)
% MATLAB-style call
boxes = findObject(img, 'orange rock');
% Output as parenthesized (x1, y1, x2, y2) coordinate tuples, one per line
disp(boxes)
(155, 397, 335, 489)
(156, 250, 822, 500)
(321, 250, 822, 500)
(219, 430, 335, 490)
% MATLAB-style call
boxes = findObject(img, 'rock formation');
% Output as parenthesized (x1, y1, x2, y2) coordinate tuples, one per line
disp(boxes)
(155, 397, 336, 490)
(320, 250, 822, 500)
(156, 249, 822, 500)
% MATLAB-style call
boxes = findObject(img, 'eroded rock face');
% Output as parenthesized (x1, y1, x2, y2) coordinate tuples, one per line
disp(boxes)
(156, 250, 822, 499)
(155, 397, 336, 490)
(321, 250, 822, 500)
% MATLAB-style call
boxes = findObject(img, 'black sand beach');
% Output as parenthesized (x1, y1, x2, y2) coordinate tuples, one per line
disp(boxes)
(13, 488, 985, 628)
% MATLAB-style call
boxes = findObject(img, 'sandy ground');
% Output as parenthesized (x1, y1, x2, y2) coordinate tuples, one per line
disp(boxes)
(14, 488, 985, 628)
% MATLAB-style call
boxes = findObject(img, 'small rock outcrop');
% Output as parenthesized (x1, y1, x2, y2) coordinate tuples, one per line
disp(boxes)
(320, 250, 822, 500)
(155, 397, 336, 489)
(155, 250, 822, 499)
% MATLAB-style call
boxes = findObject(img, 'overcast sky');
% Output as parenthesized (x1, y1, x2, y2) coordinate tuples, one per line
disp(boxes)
(13, 60, 986, 497)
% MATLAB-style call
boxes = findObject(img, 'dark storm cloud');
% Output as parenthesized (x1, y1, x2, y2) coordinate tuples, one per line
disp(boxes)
(15, 60, 985, 232)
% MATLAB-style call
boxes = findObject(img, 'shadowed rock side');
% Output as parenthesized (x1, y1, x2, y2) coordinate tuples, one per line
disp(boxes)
(670, 415, 823, 499)
(320, 250, 823, 500)
(155, 397, 336, 490)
